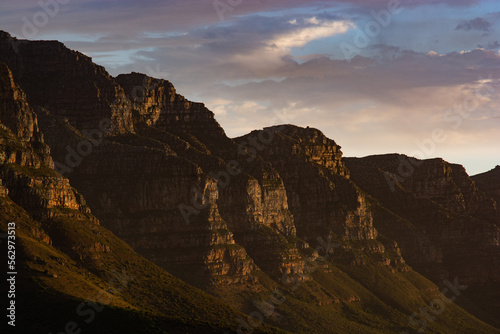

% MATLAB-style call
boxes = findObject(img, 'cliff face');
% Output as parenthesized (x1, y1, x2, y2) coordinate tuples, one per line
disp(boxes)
(115, 72, 225, 140)
(237, 126, 370, 240)
(472, 166, 500, 207)
(0, 62, 90, 218)
(0, 33, 260, 286)
(345, 155, 500, 281)
(114, 73, 308, 279)
(0, 64, 270, 334)
(345, 154, 500, 324)
(0, 32, 133, 133)
(235, 126, 396, 270)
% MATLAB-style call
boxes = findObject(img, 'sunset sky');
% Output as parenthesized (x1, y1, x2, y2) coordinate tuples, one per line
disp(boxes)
(1, 0, 499, 174)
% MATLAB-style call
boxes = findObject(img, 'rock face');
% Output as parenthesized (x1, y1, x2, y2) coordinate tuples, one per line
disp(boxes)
(114, 73, 309, 279)
(115, 72, 225, 140)
(236, 126, 371, 240)
(0, 33, 258, 286)
(0, 62, 90, 219)
(345, 154, 500, 323)
(345, 155, 500, 280)
(235, 126, 393, 269)
(0, 31, 133, 133)
(0, 64, 272, 334)
(472, 166, 500, 207)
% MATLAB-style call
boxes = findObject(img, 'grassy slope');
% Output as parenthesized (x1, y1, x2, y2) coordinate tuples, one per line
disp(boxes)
(207, 239, 500, 334)
(0, 193, 288, 334)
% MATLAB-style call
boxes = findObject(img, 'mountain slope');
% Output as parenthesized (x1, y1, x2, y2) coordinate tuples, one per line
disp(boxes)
(0, 61, 283, 334)
(345, 154, 500, 327)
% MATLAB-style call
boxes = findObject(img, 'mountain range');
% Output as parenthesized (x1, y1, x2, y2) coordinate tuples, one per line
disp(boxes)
(0, 30, 499, 334)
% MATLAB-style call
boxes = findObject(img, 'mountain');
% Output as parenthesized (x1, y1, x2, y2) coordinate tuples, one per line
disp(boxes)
(1, 30, 499, 333)
(472, 166, 500, 208)
(344, 155, 500, 327)
(0, 60, 282, 334)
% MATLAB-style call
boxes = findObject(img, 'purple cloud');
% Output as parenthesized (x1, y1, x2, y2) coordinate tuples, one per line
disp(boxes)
(456, 17, 493, 32)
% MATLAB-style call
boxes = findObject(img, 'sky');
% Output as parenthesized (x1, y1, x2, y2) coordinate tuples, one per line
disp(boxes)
(1, 0, 499, 175)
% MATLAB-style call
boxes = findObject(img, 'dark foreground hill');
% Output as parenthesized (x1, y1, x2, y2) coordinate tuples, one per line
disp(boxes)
(0, 30, 499, 333)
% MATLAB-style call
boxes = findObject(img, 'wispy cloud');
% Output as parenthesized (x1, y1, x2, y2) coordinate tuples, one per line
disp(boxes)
(270, 19, 354, 49)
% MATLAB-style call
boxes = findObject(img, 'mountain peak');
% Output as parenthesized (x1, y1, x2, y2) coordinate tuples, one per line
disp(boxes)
(0, 30, 12, 39)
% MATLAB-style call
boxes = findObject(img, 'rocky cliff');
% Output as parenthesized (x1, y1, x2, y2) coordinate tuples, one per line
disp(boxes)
(0, 62, 91, 219)
(0, 60, 269, 334)
(0, 31, 133, 133)
(345, 154, 500, 326)
(114, 72, 304, 280)
(472, 165, 500, 207)
(0, 32, 261, 287)
(235, 126, 402, 271)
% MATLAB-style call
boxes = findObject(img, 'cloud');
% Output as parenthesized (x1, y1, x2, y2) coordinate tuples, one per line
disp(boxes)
(456, 17, 493, 32)
(108, 15, 355, 77)
(270, 19, 354, 49)
(477, 41, 500, 49)
(0, 0, 482, 42)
